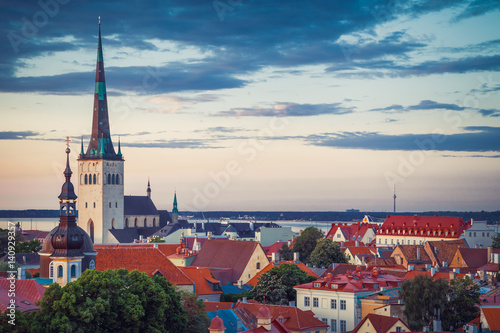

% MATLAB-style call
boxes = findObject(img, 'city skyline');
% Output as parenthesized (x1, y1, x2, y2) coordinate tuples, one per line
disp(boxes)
(1, 1, 500, 212)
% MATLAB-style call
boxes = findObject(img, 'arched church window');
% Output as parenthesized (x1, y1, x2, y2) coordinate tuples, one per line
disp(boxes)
(93, 202, 96, 208)
(125, 218, 129, 228)
(109, 202, 111, 208)
(134, 218, 138, 227)
(112, 218, 115, 229)
(144, 218, 147, 227)
(85, 202, 88, 208)
(58, 265, 63, 278)
(85, 174, 88, 185)
(49, 262, 54, 278)
(108, 174, 111, 184)
(97, 173, 100, 184)
(88, 220, 94, 243)
(70, 265, 76, 278)
(115, 202, 118, 208)
(112, 174, 115, 184)
(153, 218, 156, 227)
(116, 174, 120, 185)
(93, 174, 96, 184)
(89, 260, 95, 270)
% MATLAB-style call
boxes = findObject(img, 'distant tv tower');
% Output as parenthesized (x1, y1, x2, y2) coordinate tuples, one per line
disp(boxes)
(393, 185, 397, 213)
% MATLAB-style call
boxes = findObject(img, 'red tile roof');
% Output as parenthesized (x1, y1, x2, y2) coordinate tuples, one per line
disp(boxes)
(245, 319, 291, 333)
(203, 301, 234, 312)
(352, 313, 410, 333)
(482, 307, 500, 331)
(403, 270, 467, 281)
(0, 278, 45, 314)
(262, 241, 288, 257)
(296, 268, 405, 293)
(393, 245, 432, 264)
(377, 215, 470, 239)
(179, 267, 222, 296)
(234, 301, 328, 331)
(346, 246, 377, 257)
(191, 239, 266, 284)
(456, 248, 488, 268)
(247, 261, 318, 287)
(95, 245, 193, 285)
(326, 222, 378, 242)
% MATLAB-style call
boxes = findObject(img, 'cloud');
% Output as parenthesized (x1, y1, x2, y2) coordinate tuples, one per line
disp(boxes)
(478, 109, 500, 117)
(305, 126, 500, 152)
(0, 131, 40, 140)
(370, 100, 466, 113)
(217, 102, 354, 117)
(121, 139, 222, 149)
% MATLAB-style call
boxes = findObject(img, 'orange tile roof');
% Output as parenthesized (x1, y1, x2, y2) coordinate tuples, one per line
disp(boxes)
(191, 239, 265, 283)
(95, 246, 193, 285)
(0, 278, 45, 314)
(203, 301, 234, 312)
(262, 241, 288, 257)
(353, 314, 410, 333)
(247, 261, 318, 287)
(180, 267, 222, 296)
(425, 239, 467, 267)
(394, 245, 432, 263)
(482, 307, 500, 331)
(234, 301, 329, 331)
(378, 215, 470, 239)
(403, 270, 467, 281)
(346, 246, 377, 257)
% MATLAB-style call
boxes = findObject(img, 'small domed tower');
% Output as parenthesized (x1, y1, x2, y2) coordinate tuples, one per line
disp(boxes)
(39, 138, 97, 285)
(257, 300, 272, 331)
(208, 310, 226, 333)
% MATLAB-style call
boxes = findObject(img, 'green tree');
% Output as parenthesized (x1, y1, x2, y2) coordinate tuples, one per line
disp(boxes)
(310, 238, 348, 268)
(31, 268, 187, 333)
(15, 239, 41, 253)
(220, 291, 254, 303)
(448, 276, 480, 330)
(0, 309, 31, 333)
(252, 264, 316, 305)
(492, 233, 500, 248)
(292, 227, 323, 264)
(399, 274, 450, 331)
(178, 290, 210, 333)
(149, 237, 166, 243)
(278, 243, 293, 261)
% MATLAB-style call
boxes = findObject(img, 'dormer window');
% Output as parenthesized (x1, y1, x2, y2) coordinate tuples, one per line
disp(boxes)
(331, 284, 338, 289)
(314, 283, 321, 288)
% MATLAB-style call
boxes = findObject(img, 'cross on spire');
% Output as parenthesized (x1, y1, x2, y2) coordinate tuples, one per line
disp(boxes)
(65, 136, 71, 148)
(98, 16, 101, 25)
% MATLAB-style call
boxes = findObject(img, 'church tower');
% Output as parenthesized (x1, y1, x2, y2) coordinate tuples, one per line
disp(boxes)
(172, 191, 179, 224)
(77, 19, 124, 244)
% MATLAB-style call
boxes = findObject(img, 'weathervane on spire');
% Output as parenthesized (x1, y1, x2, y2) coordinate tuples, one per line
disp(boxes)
(98, 16, 101, 25)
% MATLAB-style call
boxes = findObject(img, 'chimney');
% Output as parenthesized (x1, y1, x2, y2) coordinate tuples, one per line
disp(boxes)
(243, 297, 247, 303)
(272, 252, 280, 265)
(293, 252, 300, 263)
(450, 271, 457, 280)
(488, 246, 492, 263)
(417, 247, 421, 261)
(355, 240, 359, 247)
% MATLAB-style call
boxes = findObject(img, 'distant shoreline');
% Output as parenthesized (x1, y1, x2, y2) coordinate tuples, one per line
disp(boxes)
(1, 209, 499, 223)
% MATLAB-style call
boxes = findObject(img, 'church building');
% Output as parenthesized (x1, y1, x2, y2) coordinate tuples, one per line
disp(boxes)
(77, 20, 170, 244)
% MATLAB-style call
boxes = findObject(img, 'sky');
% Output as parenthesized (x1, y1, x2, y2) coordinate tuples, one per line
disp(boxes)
(1, 0, 500, 212)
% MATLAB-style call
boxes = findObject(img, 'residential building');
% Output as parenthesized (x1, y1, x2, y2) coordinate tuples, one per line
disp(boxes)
(390, 245, 432, 270)
(344, 246, 377, 265)
(295, 268, 405, 332)
(424, 239, 468, 268)
(0, 278, 45, 314)
(351, 314, 410, 333)
(326, 221, 378, 245)
(180, 267, 222, 301)
(460, 220, 496, 248)
(360, 290, 406, 322)
(191, 239, 269, 285)
(376, 215, 470, 247)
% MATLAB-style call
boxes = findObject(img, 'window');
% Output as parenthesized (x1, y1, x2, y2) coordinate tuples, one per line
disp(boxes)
(483, 232, 485, 237)
(116, 174, 120, 185)
(340, 320, 346, 332)
(125, 218, 129, 228)
(256, 262, 261, 270)
(474, 232, 476, 237)
(153, 217, 156, 226)
(89, 260, 95, 270)
(134, 218, 138, 227)
(85, 202, 88, 208)
(112, 174, 115, 184)
(304, 297, 310, 307)
(109, 202, 111, 208)
(340, 300, 346, 310)
(322, 318, 328, 325)
(49, 262, 54, 278)
(331, 299, 337, 309)
(116, 202, 118, 208)
(93, 174, 96, 184)
(337, 234, 341, 238)
(396, 327, 402, 332)
(313, 297, 319, 307)
(70, 265, 76, 278)
(58, 265, 63, 278)
(93, 202, 96, 208)
(331, 319, 337, 332)
(84, 174, 88, 184)
(108, 174, 111, 184)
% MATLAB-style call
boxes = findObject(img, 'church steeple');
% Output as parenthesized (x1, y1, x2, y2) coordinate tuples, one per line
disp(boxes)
(172, 191, 178, 224)
(81, 18, 120, 160)
(147, 178, 151, 198)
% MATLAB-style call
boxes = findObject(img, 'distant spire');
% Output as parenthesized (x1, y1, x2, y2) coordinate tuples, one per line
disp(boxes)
(393, 184, 397, 213)
(80, 135, 84, 155)
(173, 191, 178, 214)
(147, 177, 151, 198)
(81, 19, 120, 160)
(59, 137, 77, 202)
(117, 136, 122, 156)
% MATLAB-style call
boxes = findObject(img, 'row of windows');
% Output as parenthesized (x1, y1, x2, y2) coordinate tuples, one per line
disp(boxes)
(85, 202, 118, 209)
(469, 232, 490, 237)
(328, 319, 346, 332)
(125, 218, 158, 228)
(304, 297, 346, 310)
(378, 238, 425, 245)
(81, 173, 122, 185)
(48, 260, 95, 279)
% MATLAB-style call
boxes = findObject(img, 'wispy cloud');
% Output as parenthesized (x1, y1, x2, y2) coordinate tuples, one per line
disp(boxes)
(0, 131, 40, 140)
(216, 102, 354, 117)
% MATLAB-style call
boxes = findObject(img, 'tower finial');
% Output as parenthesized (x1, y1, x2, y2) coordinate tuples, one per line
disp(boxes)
(98, 16, 101, 25)
(393, 184, 397, 213)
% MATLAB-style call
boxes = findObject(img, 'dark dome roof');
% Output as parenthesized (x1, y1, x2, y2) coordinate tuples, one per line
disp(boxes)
(39, 223, 95, 257)
(209, 315, 225, 330)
